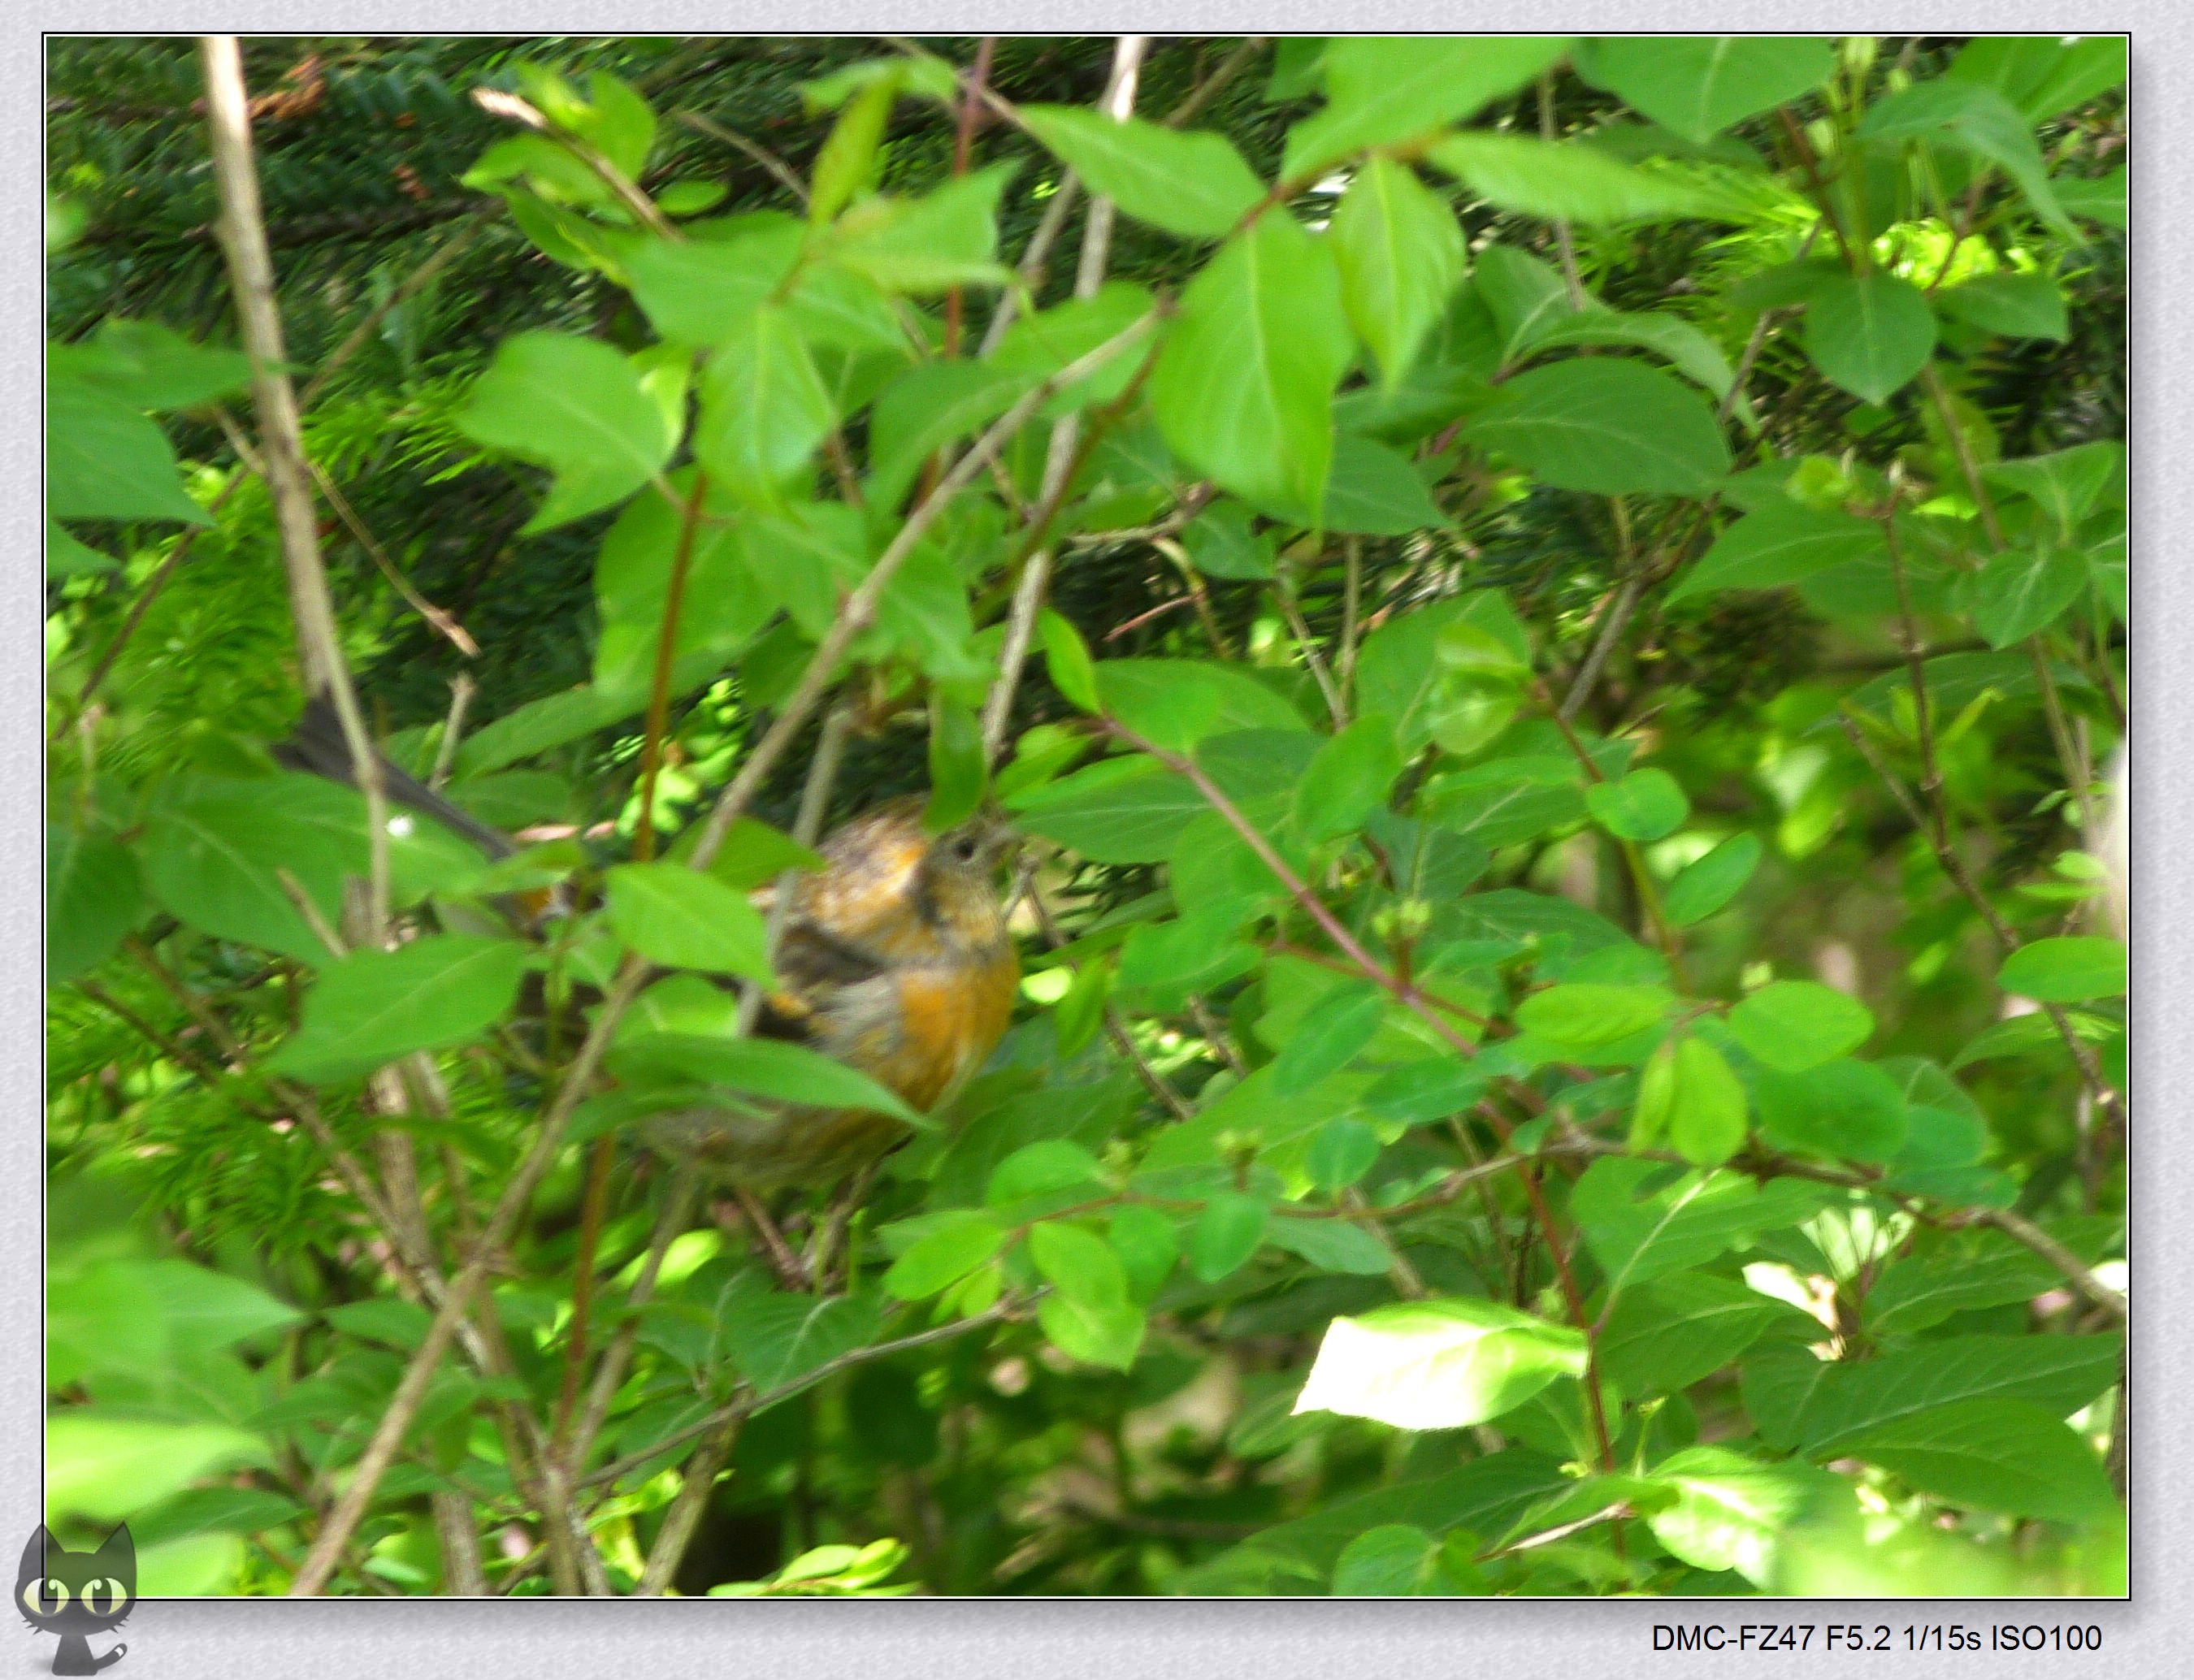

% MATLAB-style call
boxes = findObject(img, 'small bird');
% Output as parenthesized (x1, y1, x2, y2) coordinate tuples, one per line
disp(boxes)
(642, 796, 1021, 1189)
(275, 695, 1022, 1189)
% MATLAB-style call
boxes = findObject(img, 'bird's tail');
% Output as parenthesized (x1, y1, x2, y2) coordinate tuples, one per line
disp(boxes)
(273, 691, 519, 860)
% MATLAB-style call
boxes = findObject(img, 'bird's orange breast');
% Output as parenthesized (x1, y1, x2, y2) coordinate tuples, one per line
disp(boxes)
(872, 949, 1022, 1114)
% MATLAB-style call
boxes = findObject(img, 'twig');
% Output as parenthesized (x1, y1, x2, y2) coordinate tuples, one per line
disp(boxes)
(472, 88, 680, 241)
(1338, 537, 1364, 708)
(1277, 578, 1346, 727)
(202, 35, 391, 941)
(942, 37, 999, 358)
(429, 673, 476, 790)
(1540, 76, 1586, 308)
(569, 1169, 700, 1473)
(298, 216, 483, 410)
(633, 1412, 743, 1596)
(1560, 496, 1639, 724)
(1162, 37, 1266, 129)
(674, 110, 809, 208)
(274, 867, 349, 960)
(306, 457, 479, 656)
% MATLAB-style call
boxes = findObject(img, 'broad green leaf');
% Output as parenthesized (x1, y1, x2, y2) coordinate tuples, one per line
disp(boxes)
(50, 318, 254, 411)
(1802, 275, 1937, 405)
(693, 305, 834, 509)
(1572, 1156, 1828, 1292)
(1858, 78, 2075, 240)
(1983, 442, 2122, 538)
(1970, 545, 2087, 647)
(826, 162, 1016, 292)
(47, 520, 117, 577)
(1269, 982, 1385, 1094)
(1584, 768, 1689, 842)
(1662, 832, 1762, 926)
(1330, 1525, 1482, 1596)
(924, 696, 985, 832)
(611, 1033, 920, 1125)
(2054, 164, 2125, 231)
(1108, 1205, 1179, 1302)
(988, 1141, 1105, 1206)
(127, 1487, 306, 1550)
(1935, 271, 2068, 342)
(46, 1413, 264, 1525)
(140, 1258, 301, 1349)
(1355, 594, 1532, 754)
(267, 934, 531, 1084)
(989, 280, 1156, 410)
(457, 332, 679, 531)
(1515, 982, 1671, 1048)
(1004, 756, 1205, 864)
(878, 1219, 1004, 1307)
(1038, 610, 1100, 712)
(1429, 134, 1724, 224)
(1581, 37, 1832, 145)
(1867, 1247, 2059, 1336)
(865, 358, 1030, 514)
(1520, 310, 1734, 399)
(1363, 1057, 1489, 1124)
(591, 467, 772, 699)
(1020, 106, 1263, 239)
(1332, 154, 1465, 389)
(1190, 1193, 1270, 1282)
(1291, 717, 1405, 842)
(1598, 1271, 1811, 1393)
(1315, 434, 1450, 535)
(1998, 935, 2125, 1002)
(1754, 1058, 1907, 1162)
(1151, 211, 1353, 524)
(1646, 1445, 1852, 1588)
(1843, 1399, 2118, 1523)
(1037, 1293, 1146, 1370)
(1666, 503, 1885, 603)
(1745, 1333, 2122, 1455)
(1182, 500, 1277, 579)
(623, 216, 804, 344)
(1283, 37, 1572, 180)
(1099, 660, 1309, 749)
(1633, 1036, 1750, 1167)
(1727, 981, 1875, 1072)
(1464, 358, 1730, 496)
(1949, 34, 2127, 123)
(1030, 1219, 1130, 1307)
(1949, 1007, 2117, 1072)
(1265, 1216, 1398, 1278)
(810, 69, 899, 223)
(605, 860, 774, 981)
(1292, 1297, 1588, 1431)
(721, 1286, 883, 1394)
(1474, 244, 1579, 360)
(1307, 1118, 1382, 1191)
(46, 377, 211, 526)
(47, 826, 145, 982)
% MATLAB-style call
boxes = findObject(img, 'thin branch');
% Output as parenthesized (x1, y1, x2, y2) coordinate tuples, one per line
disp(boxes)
(674, 110, 809, 208)
(569, 1170, 700, 1474)
(633, 1412, 743, 1596)
(306, 457, 478, 656)
(428, 673, 476, 790)
(1540, 76, 1586, 309)
(1162, 37, 1266, 129)
(298, 216, 483, 409)
(472, 89, 680, 240)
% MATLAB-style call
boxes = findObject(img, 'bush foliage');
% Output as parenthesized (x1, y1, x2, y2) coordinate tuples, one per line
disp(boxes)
(46, 33, 2127, 1597)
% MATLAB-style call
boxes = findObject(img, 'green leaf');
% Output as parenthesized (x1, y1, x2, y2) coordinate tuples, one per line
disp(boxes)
(605, 860, 774, 981)
(1099, 660, 1310, 750)
(1573, 1156, 1828, 1292)
(1354, 593, 1530, 754)
(1598, 1272, 1810, 1394)
(2053, 165, 2125, 231)
(1052, 950, 1114, 1059)
(1858, 79, 2075, 240)
(46, 377, 211, 526)
(1030, 1219, 1130, 1306)
(1038, 610, 1101, 712)
(47, 520, 119, 577)
(1998, 935, 2125, 1002)
(267, 935, 531, 1085)
(1580, 37, 1832, 145)
(1754, 1058, 1907, 1162)
(1005, 756, 1204, 864)
(51, 318, 255, 411)
(1283, 36, 1572, 180)
(46, 1413, 264, 1525)
(1182, 500, 1277, 580)
(882, 1212, 1007, 1301)
(1935, 271, 2068, 342)
(1949, 34, 2126, 123)
(810, 69, 899, 223)
(610, 1033, 920, 1126)
(1520, 310, 1734, 400)
(923, 697, 985, 832)
(127, 1487, 305, 1550)
(1020, 106, 1263, 239)
(1745, 1333, 2121, 1455)
(988, 1141, 1105, 1206)
(721, 1287, 884, 1395)
(1332, 154, 1465, 390)
(592, 467, 772, 699)
(1867, 1248, 2059, 1337)
(1662, 832, 1762, 926)
(1265, 1216, 1395, 1278)
(1802, 275, 1937, 405)
(1190, 1193, 1270, 1283)
(1983, 442, 2122, 539)
(1291, 718, 1405, 842)
(1728, 981, 1875, 1072)
(1307, 1118, 1382, 1191)
(826, 162, 1016, 292)
(1665, 503, 1885, 603)
(1634, 1036, 1750, 1167)
(1270, 982, 1385, 1095)
(1315, 435, 1450, 535)
(1037, 1293, 1147, 1371)
(1843, 1399, 2118, 1524)
(1584, 768, 1689, 842)
(1293, 1297, 1588, 1431)
(1330, 1525, 1482, 1596)
(1108, 1205, 1179, 1302)
(1151, 211, 1353, 524)
(1646, 1446, 1852, 1588)
(1428, 134, 1724, 225)
(142, 1258, 301, 1349)
(1970, 545, 2088, 647)
(1949, 1007, 2117, 1072)
(693, 305, 834, 509)
(457, 332, 679, 531)
(1463, 358, 1730, 496)
(1515, 982, 1671, 1049)
(47, 826, 145, 982)
(325, 1297, 436, 1349)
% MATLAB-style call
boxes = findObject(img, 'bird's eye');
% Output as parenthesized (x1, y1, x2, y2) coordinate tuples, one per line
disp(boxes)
(951, 834, 980, 862)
